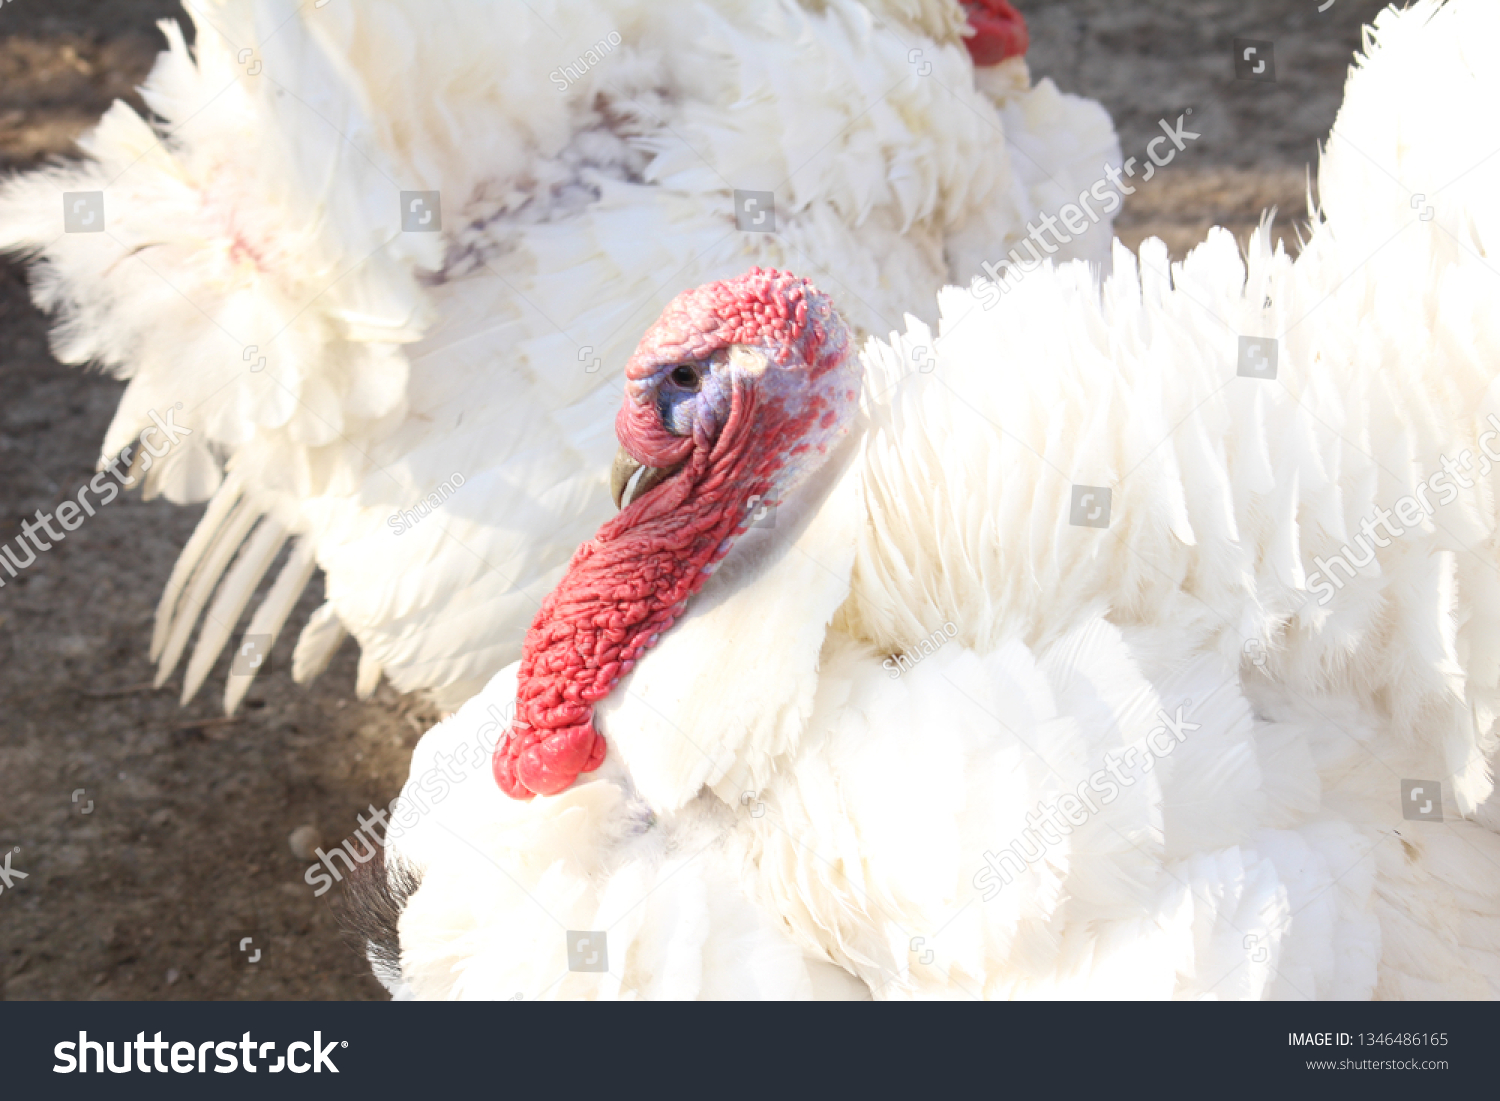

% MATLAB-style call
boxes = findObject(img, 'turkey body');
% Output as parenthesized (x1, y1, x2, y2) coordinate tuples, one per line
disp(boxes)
(0, 0, 1120, 712)
(373, 0, 1500, 999)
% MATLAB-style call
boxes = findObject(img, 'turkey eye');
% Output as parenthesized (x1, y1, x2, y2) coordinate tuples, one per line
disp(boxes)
(669, 365, 701, 390)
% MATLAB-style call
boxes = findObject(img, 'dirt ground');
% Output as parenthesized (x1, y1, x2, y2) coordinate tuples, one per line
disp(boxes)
(0, 0, 1388, 1000)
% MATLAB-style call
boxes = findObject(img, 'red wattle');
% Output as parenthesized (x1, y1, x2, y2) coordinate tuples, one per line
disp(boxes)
(493, 269, 849, 801)
(962, 0, 1029, 66)
(524, 725, 600, 795)
(492, 733, 530, 800)
(493, 403, 768, 799)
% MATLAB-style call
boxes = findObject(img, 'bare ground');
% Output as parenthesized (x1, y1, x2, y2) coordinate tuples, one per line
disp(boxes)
(0, 0, 1385, 999)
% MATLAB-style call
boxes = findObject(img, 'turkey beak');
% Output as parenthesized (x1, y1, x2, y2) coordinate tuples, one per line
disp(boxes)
(610, 447, 679, 510)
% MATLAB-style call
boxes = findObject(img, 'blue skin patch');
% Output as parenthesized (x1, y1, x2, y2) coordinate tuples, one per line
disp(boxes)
(648, 347, 771, 441)
(654, 361, 709, 437)
(638, 340, 861, 521)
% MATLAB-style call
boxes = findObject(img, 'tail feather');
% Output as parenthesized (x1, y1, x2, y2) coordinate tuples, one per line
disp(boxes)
(150, 471, 245, 662)
(223, 536, 318, 714)
(293, 601, 348, 684)
(153, 496, 263, 688)
(180, 516, 289, 705)
(355, 650, 384, 700)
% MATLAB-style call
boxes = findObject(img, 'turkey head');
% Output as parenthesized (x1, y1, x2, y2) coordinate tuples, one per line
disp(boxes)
(493, 269, 861, 799)
(962, 0, 1029, 66)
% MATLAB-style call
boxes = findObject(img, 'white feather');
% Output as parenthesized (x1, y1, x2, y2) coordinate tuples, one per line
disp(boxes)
(292, 601, 347, 684)
(153, 497, 263, 688)
(180, 515, 287, 704)
(223, 536, 318, 713)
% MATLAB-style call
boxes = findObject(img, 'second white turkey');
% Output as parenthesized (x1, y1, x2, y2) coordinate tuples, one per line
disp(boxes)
(0, 0, 1121, 712)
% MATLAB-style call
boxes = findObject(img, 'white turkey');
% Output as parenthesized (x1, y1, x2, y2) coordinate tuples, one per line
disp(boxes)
(0, 0, 1120, 713)
(350, 0, 1500, 999)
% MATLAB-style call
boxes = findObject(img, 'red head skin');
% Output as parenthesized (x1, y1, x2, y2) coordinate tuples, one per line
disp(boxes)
(962, 0, 1029, 66)
(493, 270, 860, 799)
